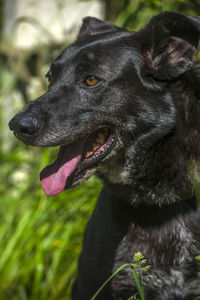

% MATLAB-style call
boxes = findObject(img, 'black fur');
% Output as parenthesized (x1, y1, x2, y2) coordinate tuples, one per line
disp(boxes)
(9, 12, 200, 299)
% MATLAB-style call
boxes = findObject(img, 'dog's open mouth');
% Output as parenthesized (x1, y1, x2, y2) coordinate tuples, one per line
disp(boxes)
(40, 128, 115, 196)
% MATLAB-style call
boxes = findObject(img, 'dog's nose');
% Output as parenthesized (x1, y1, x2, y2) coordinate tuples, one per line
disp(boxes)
(9, 115, 39, 137)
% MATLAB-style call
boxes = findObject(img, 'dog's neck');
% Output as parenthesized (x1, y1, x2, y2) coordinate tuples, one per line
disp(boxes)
(98, 67, 200, 207)
(98, 130, 195, 206)
(106, 187, 198, 227)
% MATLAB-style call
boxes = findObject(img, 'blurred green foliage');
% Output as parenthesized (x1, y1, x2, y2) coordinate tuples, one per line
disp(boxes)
(0, 0, 200, 299)
(0, 145, 102, 299)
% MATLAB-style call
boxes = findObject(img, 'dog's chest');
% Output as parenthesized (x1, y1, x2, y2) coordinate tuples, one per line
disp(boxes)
(113, 220, 192, 266)
(110, 221, 192, 296)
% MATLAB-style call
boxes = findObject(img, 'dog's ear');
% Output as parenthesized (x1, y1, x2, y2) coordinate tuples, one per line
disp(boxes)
(136, 12, 200, 86)
(78, 17, 122, 39)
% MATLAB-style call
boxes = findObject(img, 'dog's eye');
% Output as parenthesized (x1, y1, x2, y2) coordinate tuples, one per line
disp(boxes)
(85, 75, 99, 87)
(46, 71, 52, 86)
(47, 77, 52, 85)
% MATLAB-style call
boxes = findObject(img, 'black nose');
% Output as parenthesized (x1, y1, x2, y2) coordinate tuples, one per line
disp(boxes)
(9, 115, 39, 137)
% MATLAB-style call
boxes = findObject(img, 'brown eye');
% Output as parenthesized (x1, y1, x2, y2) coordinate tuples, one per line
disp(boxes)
(86, 75, 99, 87)
(46, 69, 53, 86)
(47, 77, 52, 85)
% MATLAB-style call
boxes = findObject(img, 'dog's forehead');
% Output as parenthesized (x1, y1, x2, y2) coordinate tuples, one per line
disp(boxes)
(54, 31, 136, 66)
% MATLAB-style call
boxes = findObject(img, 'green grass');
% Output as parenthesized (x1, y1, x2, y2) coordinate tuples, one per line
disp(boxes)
(0, 143, 102, 300)
(91, 252, 151, 300)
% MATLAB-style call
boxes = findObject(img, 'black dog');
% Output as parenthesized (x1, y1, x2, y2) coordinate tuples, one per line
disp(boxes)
(9, 12, 200, 300)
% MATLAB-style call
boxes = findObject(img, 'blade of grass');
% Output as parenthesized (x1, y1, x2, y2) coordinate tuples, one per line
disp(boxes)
(90, 263, 130, 300)
(130, 266, 145, 300)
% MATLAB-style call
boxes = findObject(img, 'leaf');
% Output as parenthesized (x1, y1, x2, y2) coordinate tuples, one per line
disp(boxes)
(142, 265, 151, 271)
(140, 259, 147, 264)
(133, 252, 144, 261)
(128, 295, 138, 300)
(131, 263, 139, 268)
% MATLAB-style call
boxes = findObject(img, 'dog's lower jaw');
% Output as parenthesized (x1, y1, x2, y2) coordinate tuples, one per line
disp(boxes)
(66, 166, 97, 189)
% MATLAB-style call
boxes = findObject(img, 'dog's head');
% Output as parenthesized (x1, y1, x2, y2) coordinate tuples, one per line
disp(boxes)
(9, 12, 200, 197)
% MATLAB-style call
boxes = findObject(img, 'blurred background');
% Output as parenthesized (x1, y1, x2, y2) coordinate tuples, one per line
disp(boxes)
(0, 0, 200, 299)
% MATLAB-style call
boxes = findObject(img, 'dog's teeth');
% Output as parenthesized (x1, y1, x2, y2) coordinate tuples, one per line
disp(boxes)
(85, 151, 93, 158)
(92, 143, 98, 150)
(96, 133, 105, 144)
(84, 130, 110, 160)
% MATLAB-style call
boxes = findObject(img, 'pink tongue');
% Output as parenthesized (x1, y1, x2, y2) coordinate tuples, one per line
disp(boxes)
(40, 139, 84, 196)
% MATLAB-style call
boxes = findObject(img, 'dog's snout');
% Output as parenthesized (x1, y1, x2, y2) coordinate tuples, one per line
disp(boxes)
(9, 115, 39, 137)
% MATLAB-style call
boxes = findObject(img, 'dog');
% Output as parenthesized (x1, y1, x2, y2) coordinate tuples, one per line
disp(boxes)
(9, 11, 200, 300)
